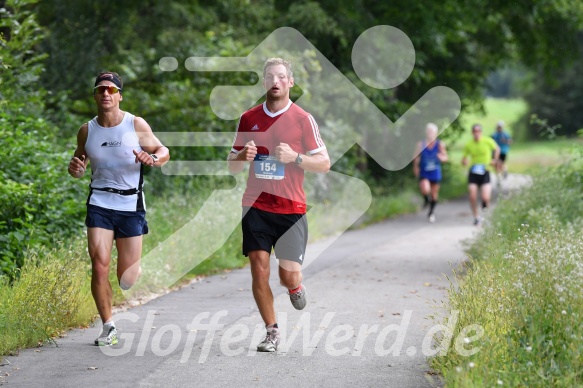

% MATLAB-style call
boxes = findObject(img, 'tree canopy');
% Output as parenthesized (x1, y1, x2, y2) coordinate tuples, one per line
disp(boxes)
(33, 0, 583, 140)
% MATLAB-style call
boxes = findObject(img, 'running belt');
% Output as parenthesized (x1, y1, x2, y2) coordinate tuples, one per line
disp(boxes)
(90, 187, 140, 196)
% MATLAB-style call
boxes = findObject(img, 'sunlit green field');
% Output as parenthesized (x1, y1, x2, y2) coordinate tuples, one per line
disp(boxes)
(449, 98, 579, 173)
(456, 98, 527, 142)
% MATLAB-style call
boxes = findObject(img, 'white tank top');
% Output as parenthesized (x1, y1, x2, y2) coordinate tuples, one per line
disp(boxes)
(85, 112, 146, 211)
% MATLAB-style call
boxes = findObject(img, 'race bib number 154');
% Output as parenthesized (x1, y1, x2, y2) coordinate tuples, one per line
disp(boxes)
(254, 154, 285, 180)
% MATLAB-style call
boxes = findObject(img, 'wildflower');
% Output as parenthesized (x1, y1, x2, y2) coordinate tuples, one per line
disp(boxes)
(468, 362, 475, 368)
(497, 380, 503, 385)
(562, 310, 567, 315)
(526, 346, 532, 352)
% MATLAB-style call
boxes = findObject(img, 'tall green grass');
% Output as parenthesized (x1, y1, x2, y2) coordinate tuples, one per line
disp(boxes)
(431, 154, 583, 386)
(0, 240, 94, 355)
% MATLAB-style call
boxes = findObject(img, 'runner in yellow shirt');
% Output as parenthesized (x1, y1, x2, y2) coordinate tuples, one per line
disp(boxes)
(462, 124, 500, 226)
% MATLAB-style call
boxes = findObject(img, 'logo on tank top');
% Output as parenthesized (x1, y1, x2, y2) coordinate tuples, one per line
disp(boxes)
(101, 141, 122, 147)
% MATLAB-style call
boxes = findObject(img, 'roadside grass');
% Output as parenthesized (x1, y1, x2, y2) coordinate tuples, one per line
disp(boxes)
(362, 188, 418, 225)
(0, 241, 94, 356)
(430, 154, 583, 386)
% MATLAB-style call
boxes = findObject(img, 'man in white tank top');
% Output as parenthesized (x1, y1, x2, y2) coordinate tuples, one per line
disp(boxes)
(68, 71, 169, 346)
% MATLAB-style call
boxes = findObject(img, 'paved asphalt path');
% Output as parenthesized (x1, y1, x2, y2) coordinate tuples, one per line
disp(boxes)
(1, 175, 528, 387)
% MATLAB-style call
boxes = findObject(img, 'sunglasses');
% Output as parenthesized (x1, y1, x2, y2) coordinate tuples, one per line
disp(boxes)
(93, 85, 122, 94)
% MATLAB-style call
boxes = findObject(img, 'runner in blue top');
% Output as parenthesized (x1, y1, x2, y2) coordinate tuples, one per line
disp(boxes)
(413, 123, 448, 223)
(491, 120, 512, 180)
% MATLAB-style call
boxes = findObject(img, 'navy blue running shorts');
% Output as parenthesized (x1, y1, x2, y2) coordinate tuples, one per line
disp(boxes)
(85, 204, 148, 239)
(242, 206, 308, 264)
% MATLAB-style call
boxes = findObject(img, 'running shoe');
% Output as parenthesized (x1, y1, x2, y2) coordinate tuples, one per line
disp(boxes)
(95, 325, 118, 346)
(473, 217, 482, 226)
(257, 327, 280, 352)
(428, 214, 436, 223)
(288, 284, 308, 310)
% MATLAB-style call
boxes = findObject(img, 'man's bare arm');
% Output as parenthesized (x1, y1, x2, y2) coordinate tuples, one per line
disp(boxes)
(134, 116, 170, 167)
(228, 140, 257, 173)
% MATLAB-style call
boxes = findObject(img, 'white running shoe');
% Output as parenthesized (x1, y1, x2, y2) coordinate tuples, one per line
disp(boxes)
(256, 327, 280, 352)
(95, 325, 118, 346)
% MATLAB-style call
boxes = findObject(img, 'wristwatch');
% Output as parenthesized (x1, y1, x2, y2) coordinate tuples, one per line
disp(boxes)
(295, 153, 303, 165)
(150, 154, 159, 164)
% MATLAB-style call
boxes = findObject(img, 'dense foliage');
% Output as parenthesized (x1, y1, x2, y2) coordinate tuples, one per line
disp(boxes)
(35, 0, 583, 169)
(523, 36, 583, 138)
(0, 0, 86, 276)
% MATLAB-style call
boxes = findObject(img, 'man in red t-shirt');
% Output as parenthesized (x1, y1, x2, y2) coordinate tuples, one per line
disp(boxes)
(227, 58, 330, 352)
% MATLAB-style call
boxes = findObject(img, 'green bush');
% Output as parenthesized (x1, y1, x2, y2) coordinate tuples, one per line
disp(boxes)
(0, 114, 87, 277)
(0, 1, 87, 277)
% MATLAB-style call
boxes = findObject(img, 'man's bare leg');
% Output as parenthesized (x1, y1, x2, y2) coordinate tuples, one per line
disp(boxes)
(87, 227, 114, 323)
(117, 235, 143, 290)
(249, 250, 276, 325)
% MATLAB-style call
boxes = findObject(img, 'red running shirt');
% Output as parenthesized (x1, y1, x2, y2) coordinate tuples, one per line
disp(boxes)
(231, 101, 326, 214)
